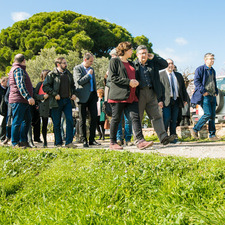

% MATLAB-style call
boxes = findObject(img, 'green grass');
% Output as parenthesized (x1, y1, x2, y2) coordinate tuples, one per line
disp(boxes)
(1, 146, 225, 224)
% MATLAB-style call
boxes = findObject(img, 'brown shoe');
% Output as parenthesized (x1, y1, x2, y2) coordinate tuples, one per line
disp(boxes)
(65, 143, 77, 148)
(191, 129, 199, 139)
(161, 134, 176, 145)
(209, 136, 220, 141)
(137, 140, 154, 150)
(110, 143, 123, 150)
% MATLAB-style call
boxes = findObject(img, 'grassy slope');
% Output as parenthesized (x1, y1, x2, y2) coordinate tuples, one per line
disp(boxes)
(1, 147, 225, 224)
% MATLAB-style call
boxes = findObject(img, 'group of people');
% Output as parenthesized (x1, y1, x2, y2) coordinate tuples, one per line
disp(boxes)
(0, 42, 218, 150)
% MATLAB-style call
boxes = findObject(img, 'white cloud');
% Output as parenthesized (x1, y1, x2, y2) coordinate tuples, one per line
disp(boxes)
(11, 12, 31, 22)
(175, 37, 188, 46)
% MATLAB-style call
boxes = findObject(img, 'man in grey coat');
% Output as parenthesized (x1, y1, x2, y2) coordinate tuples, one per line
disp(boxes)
(73, 53, 100, 147)
(159, 59, 188, 142)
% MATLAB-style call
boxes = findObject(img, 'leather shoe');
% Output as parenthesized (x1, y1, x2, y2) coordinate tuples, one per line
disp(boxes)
(161, 134, 176, 145)
(34, 139, 43, 143)
(89, 140, 101, 146)
(83, 140, 89, 147)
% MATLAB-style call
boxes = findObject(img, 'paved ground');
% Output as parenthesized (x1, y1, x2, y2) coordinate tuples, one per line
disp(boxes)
(30, 137, 225, 159)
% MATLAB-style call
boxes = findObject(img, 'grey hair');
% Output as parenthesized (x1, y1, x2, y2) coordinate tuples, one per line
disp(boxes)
(204, 53, 214, 59)
(109, 48, 117, 56)
(136, 45, 148, 53)
(14, 54, 25, 63)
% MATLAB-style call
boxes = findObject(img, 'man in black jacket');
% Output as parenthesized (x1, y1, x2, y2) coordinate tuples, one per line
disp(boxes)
(43, 57, 77, 148)
(134, 45, 175, 145)
(0, 77, 9, 142)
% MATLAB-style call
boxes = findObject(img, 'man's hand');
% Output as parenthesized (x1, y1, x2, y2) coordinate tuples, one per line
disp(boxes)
(184, 101, 188, 106)
(71, 95, 76, 100)
(129, 79, 139, 88)
(55, 94, 60, 100)
(158, 101, 163, 108)
(88, 69, 93, 75)
(43, 94, 49, 100)
(28, 97, 35, 105)
(148, 53, 155, 60)
(203, 92, 209, 96)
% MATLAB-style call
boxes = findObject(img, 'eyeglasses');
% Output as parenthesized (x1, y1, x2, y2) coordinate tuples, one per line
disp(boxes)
(60, 62, 67, 64)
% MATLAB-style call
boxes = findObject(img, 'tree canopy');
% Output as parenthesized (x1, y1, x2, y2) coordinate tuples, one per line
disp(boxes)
(0, 10, 153, 76)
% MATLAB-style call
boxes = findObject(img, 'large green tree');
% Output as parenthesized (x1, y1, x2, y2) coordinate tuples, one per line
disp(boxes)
(0, 10, 153, 76)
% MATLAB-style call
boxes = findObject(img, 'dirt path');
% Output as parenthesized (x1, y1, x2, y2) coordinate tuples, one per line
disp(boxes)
(33, 137, 225, 159)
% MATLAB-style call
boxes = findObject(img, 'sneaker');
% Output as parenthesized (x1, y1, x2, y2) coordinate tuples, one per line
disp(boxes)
(2, 138, 10, 145)
(125, 141, 134, 146)
(117, 140, 123, 146)
(161, 134, 176, 145)
(137, 140, 154, 150)
(65, 143, 77, 148)
(191, 128, 199, 139)
(209, 136, 220, 141)
(110, 143, 123, 150)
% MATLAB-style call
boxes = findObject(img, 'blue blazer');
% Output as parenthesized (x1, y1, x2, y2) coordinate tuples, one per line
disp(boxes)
(191, 64, 218, 105)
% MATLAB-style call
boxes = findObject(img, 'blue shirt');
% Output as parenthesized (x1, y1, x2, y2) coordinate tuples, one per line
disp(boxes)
(82, 64, 94, 92)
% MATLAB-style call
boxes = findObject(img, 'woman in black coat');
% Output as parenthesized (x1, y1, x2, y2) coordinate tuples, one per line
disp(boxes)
(34, 70, 51, 147)
(107, 42, 153, 150)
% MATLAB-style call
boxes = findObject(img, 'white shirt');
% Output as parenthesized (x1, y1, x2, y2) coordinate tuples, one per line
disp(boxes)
(166, 70, 179, 97)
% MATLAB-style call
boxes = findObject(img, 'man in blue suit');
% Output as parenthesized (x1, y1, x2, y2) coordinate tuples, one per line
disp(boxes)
(73, 53, 100, 147)
(191, 53, 219, 140)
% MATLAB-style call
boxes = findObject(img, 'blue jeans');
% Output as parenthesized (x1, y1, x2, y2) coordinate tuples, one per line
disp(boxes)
(193, 95, 216, 137)
(116, 111, 132, 142)
(11, 103, 32, 146)
(163, 99, 179, 135)
(51, 98, 74, 145)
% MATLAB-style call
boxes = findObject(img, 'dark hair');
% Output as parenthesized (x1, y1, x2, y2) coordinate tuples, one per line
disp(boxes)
(116, 42, 132, 56)
(14, 54, 25, 64)
(55, 57, 65, 67)
(41, 69, 51, 82)
(136, 45, 148, 53)
(83, 52, 93, 61)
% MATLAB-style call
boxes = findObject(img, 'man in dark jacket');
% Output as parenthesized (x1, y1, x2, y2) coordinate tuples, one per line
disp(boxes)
(73, 53, 100, 148)
(191, 53, 218, 140)
(0, 77, 8, 142)
(159, 59, 188, 142)
(134, 45, 176, 145)
(43, 57, 77, 148)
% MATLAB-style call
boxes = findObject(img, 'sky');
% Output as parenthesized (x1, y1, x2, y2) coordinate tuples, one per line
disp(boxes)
(1, 0, 225, 76)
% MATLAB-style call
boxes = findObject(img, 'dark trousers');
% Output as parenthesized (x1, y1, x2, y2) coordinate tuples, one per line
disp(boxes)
(110, 101, 144, 143)
(162, 98, 180, 135)
(41, 117, 48, 143)
(0, 115, 7, 141)
(96, 116, 105, 139)
(78, 92, 97, 142)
